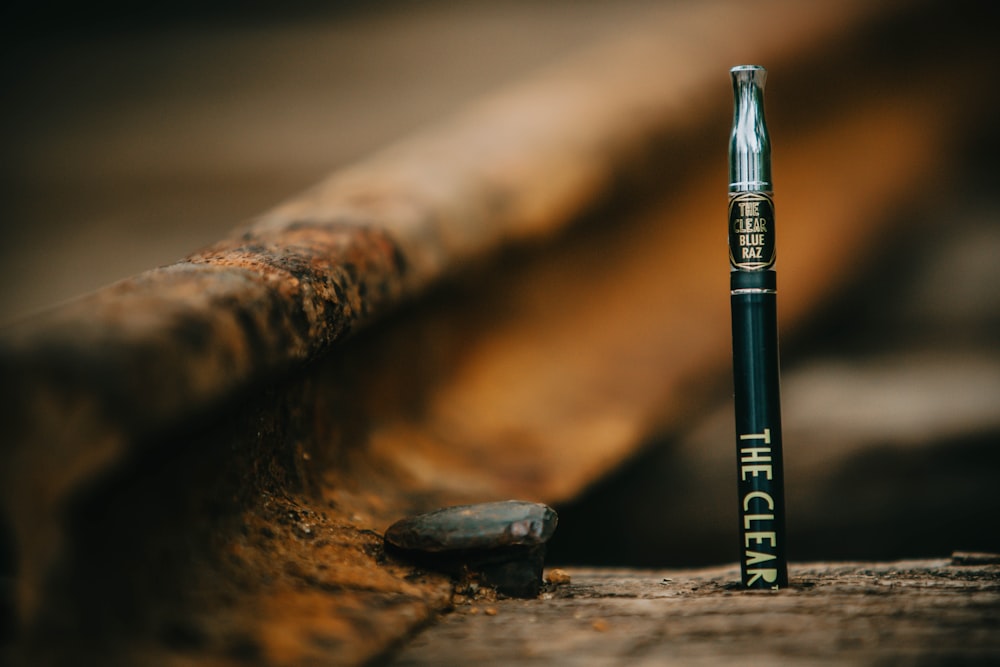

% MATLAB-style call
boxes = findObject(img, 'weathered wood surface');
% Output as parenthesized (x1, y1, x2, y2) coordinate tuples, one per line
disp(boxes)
(0, 2, 997, 666)
(391, 558, 1000, 666)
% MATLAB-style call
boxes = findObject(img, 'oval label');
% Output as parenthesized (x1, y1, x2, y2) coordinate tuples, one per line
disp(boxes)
(728, 191, 775, 271)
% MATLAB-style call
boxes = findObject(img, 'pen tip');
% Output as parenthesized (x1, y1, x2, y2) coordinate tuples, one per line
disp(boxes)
(730, 65, 767, 86)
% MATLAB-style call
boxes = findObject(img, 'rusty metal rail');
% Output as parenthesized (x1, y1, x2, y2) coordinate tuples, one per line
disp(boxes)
(0, 1, 994, 664)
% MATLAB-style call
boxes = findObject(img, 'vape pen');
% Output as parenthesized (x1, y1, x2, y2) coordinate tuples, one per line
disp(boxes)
(729, 65, 788, 589)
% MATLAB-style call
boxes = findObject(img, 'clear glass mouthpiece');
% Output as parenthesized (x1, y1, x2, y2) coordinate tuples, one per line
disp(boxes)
(729, 65, 771, 192)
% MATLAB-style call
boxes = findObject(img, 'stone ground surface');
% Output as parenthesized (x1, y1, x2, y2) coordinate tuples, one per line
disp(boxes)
(388, 559, 1000, 666)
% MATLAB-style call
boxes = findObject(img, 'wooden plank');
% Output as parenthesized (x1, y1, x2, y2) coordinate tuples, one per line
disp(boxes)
(389, 559, 1000, 665)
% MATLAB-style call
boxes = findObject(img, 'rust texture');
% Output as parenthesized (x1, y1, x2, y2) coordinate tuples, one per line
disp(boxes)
(0, 1, 995, 665)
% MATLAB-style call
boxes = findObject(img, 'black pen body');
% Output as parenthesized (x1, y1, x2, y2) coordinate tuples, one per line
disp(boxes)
(731, 271, 788, 589)
(728, 65, 788, 589)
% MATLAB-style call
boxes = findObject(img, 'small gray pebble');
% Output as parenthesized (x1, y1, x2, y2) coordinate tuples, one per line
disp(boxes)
(385, 500, 558, 553)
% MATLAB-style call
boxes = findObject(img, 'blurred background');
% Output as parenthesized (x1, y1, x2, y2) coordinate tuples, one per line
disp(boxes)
(0, 0, 663, 323)
(2, 0, 999, 572)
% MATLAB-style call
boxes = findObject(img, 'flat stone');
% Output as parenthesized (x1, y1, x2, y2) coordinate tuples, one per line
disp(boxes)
(384, 501, 557, 553)
(384, 501, 558, 598)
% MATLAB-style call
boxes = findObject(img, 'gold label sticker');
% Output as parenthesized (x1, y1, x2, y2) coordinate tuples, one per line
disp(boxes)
(728, 191, 775, 271)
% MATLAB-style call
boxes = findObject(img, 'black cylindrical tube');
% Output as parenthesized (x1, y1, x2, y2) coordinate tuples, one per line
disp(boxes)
(728, 65, 788, 589)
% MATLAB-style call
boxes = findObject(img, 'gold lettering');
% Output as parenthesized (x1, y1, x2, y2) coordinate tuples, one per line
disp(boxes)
(743, 513, 775, 529)
(744, 550, 777, 566)
(741, 464, 773, 480)
(734, 219, 768, 233)
(740, 447, 772, 463)
(743, 491, 775, 511)
(745, 568, 778, 586)
(739, 429, 771, 444)
(744, 531, 777, 548)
